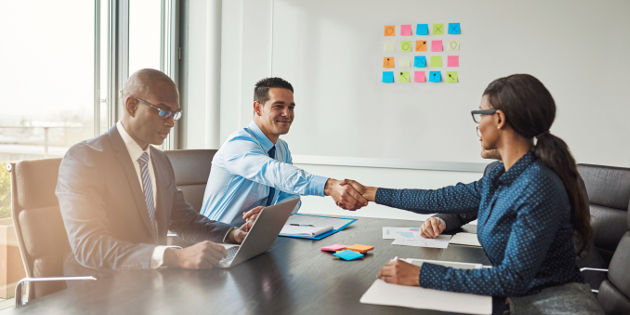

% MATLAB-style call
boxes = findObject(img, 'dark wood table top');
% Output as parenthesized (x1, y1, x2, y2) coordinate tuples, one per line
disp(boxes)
(3, 216, 489, 315)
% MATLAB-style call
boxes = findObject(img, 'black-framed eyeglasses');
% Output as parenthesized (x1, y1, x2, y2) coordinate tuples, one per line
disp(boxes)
(471, 109, 496, 123)
(135, 97, 183, 121)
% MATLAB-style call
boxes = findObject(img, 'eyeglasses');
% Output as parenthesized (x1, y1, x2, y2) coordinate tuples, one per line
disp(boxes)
(470, 109, 496, 123)
(135, 97, 183, 121)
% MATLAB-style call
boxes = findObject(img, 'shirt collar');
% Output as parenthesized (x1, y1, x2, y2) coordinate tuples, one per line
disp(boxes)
(492, 151, 536, 187)
(248, 120, 275, 152)
(116, 121, 151, 162)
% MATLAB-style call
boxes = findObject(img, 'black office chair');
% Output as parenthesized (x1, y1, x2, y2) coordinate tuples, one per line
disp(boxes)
(7, 159, 95, 307)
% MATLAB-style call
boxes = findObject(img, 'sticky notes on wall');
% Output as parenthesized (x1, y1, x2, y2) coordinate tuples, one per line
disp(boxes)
(447, 56, 459, 67)
(414, 71, 426, 82)
(383, 57, 395, 68)
(414, 56, 427, 67)
(401, 24, 412, 35)
(384, 41, 395, 52)
(415, 40, 427, 51)
(447, 40, 460, 51)
(399, 71, 410, 82)
(382, 71, 394, 83)
(400, 41, 412, 52)
(399, 56, 411, 67)
(446, 71, 458, 83)
(416, 24, 429, 35)
(430, 56, 442, 67)
(433, 23, 444, 35)
(431, 40, 443, 52)
(384, 25, 395, 36)
(448, 23, 461, 34)
(429, 71, 441, 82)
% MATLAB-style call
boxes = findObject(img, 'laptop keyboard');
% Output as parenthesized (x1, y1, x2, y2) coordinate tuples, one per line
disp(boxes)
(220, 246, 239, 264)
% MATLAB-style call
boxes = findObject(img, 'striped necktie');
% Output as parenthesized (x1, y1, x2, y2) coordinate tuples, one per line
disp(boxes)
(266, 146, 276, 206)
(138, 152, 157, 237)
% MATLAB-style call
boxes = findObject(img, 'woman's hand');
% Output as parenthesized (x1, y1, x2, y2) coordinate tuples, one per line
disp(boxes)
(419, 217, 446, 238)
(377, 259, 421, 286)
(341, 179, 378, 202)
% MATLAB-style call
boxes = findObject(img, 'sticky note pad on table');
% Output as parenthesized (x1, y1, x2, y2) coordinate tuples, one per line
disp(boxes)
(448, 23, 461, 34)
(382, 71, 394, 83)
(414, 56, 426, 67)
(430, 56, 442, 67)
(400, 24, 412, 36)
(333, 250, 364, 261)
(433, 23, 444, 35)
(399, 56, 411, 67)
(447, 55, 459, 67)
(431, 40, 443, 52)
(383, 41, 395, 52)
(321, 244, 348, 252)
(346, 244, 375, 253)
(415, 40, 427, 52)
(384, 25, 395, 36)
(383, 57, 395, 68)
(398, 71, 410, 83)
(416, 24, 429, 35)
(400, 41, 412, 52)
(429, 71, 441, 82)
(446, 71, 458, 83)
(447, 40, 460, 51)
(414, 71, 426, 82)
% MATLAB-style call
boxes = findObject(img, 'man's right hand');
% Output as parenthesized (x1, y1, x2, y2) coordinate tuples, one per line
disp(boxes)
(419, 217, 445, 239)
(324, 178, 368, 210)
(163, 241, 228, 269)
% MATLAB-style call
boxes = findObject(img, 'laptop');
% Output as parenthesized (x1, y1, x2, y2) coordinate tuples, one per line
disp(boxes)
(216, 197, 300, 268)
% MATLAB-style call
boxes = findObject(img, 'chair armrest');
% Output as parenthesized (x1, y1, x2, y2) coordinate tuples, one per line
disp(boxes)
(15, 276, 97, 307)
(579, 268, 608, 294)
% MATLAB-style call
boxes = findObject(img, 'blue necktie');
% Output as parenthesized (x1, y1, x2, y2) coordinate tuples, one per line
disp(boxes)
(138, 152, 157, 237)
(266, 146, 276, 206)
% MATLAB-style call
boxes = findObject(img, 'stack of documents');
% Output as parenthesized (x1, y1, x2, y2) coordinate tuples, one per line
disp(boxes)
(280, 225, 333, 237)
(279, 214, 356, 239)
(382, 227, 451, 249)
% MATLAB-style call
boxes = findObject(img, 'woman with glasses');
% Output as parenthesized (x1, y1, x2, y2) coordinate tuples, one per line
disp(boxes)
(345, 74, 603, 314)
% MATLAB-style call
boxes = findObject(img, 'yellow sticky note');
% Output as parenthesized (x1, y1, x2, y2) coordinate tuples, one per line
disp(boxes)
(384, 25, 395, 36)
(446, 71, 458, 83)
(447, 40, 460, 51)
(383, 57, 395, 68)
(415, 40, 427, 52)
(399, 56, 411, 67)
(400, 41, 412, 52)
(384, 41, 395, 52)
(433, 23, 444, 35)
(430, 56, 442, 67)
(398, 71, 410, 82)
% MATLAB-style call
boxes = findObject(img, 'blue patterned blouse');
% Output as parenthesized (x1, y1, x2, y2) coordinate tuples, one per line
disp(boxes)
(375, 152, 583, 297)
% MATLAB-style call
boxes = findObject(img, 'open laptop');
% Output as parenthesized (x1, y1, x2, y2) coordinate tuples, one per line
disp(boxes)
(216, 197, 300, 268)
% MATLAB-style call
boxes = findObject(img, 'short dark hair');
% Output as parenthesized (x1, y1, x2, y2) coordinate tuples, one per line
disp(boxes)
(253, 77, 294, 104)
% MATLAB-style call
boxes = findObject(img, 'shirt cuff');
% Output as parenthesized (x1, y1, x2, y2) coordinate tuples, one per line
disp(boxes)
(307, 175, 328, 197)
(375, 188, 394, 205)
(150, 246, 168, 269)
(223, 227, 236, 243)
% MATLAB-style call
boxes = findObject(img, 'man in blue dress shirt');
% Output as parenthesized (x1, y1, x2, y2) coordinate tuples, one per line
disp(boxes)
(200, 77, 367, 225)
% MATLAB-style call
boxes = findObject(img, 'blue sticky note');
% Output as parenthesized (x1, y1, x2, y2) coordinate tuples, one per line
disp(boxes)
(333, 249, 364, 261)
(414, 56, 426, 67)
(416, 24, 429, 35)
(429, 71, 441, 82)
(382, 71, 394, 83)
(448, 23, 461, 34)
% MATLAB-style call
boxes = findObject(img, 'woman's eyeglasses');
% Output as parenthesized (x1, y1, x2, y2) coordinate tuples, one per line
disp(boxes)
(470, 109, 497, 123)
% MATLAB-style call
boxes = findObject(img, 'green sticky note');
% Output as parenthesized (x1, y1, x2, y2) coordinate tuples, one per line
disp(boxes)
(430, 56, 442, 67)
(446, 71, 458, 83)
(398, 71, 410, 82)
(400, 41, 412, 52)
(433, 23, 444, 35)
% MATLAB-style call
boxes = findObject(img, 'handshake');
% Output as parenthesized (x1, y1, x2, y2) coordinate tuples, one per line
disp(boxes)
(324, 178, 378, 211)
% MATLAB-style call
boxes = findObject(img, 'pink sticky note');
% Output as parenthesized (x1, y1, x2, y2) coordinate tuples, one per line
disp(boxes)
(414, 71, 426, 82)
(431, 40, 443, 52)
(401, 25, 412, 36)
(321, 244, 348, 252)
(447, 55, 459, 67)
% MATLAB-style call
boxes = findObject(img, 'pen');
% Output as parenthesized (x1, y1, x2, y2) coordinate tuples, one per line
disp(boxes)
(290, 224, 314, 227)
(409, 228, 419, 231)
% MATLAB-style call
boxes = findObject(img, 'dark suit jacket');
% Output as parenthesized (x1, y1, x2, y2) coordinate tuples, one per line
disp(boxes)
(56, 126, 233, 276)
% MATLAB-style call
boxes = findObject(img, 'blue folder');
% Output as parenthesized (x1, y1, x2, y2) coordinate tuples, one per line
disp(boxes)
(279, 213, 357, 240)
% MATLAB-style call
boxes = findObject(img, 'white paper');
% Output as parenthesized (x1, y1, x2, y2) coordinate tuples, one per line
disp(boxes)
(382, 227, 420, 240)
(360, 279, 491, 314)
(402, 258, 482, 270)
(280, 225, 333, 237)
(286, 215, 352, 230)
(450, 232, 482, 247)
(391, 235, 451, 249)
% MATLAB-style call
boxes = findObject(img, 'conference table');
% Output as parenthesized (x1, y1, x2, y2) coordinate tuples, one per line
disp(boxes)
(1, 216, 489, 315)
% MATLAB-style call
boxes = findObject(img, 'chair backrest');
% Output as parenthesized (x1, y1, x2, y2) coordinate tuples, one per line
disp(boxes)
(577, 164, 630, 265)
(597, 207, 630, 314)
(8, 158, 70, 300)
(164, 149, 217, 212)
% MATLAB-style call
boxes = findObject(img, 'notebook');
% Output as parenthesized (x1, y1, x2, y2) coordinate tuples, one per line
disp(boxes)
(279, 225, 333, 237)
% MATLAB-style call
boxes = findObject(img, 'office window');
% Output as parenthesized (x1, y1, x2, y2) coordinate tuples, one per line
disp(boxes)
(129, 0, 162, 75)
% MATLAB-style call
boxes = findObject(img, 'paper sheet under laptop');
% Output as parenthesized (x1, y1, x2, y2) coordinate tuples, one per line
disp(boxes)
(449, 232, 482, 247)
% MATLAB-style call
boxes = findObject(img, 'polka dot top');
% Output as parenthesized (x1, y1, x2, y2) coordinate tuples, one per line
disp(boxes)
(375, 152, 583, 297)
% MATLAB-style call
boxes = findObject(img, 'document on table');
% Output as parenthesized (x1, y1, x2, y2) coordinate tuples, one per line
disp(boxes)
(287, 214, 353, 230)
(279, 225, 333, 237)
(382, 227, 420, 240)
(391, 235, 451, 249)
(360, 279, 491, 314)
(450, 232, 482, 247)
